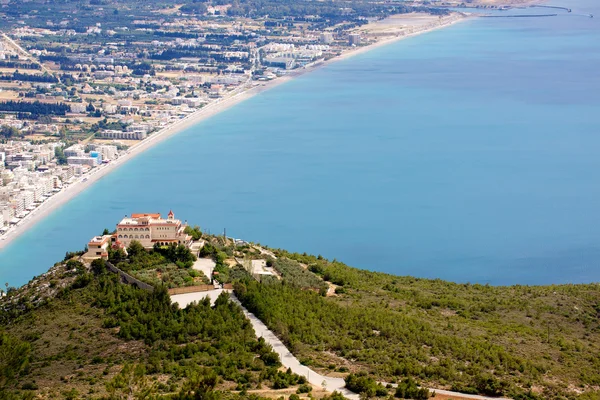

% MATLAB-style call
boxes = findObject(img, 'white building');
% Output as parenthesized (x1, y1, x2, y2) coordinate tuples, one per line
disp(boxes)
(320, 32, 334, 44)
(103, 104, 118, 114)
(82, 235, 113, 261)
(171, 97, 205, 108)
(99, 130, 147, 140)
(67, 156, 100, 167)
(1, 204, 14, 225)
(70, 103, 87, 113)
(94, 145, 119, 161)
(349, 33, 361, 46)
(64, 144, 85, 158)
(18, 190, 35, 211)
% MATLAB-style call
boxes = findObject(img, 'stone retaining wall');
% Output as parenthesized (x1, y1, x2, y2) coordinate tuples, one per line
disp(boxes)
(105, 262, 154, 292)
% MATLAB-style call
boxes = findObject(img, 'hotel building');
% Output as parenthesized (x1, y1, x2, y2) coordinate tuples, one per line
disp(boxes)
(83, 210, 192, 260)
(116, 210, 192, 249)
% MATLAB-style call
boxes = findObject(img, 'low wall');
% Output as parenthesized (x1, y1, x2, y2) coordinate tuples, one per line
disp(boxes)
(105, 262, 154, 292)
(167, 285, 215, 295)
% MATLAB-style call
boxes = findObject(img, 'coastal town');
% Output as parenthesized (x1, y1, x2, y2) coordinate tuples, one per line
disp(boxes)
(0, 0, 463, 242)
(2, 0, 600, 398)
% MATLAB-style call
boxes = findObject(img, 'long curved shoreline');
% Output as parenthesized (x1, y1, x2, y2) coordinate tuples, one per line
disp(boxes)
(0, 14, 468, 253)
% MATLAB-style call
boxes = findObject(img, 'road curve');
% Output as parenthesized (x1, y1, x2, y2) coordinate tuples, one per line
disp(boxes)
(229, 294, 359, 400)
(228, 293, 512, 400)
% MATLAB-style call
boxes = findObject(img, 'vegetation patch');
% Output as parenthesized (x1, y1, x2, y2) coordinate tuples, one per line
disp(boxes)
(235, 249, 600, 400)
(0, 258, 304, 399)
(107, 240, 206, 288)
(271, 258, 328, 291)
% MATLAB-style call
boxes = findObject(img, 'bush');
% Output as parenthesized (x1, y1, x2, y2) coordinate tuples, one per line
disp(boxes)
(260, 351, 281, 366)
(21, 382, 38, 390)
(91, 258, 107, 275)
(270, 368, 304, 389)
(64, 250, 84, 261)
(323, 392, 348, 400)
(394, 378, 430, 399)
(474, 374, 508, 397)
(297, 384, 312, 393)
(345, 372, 387, 397)
(334, 286, 347, 294)
(66, 259, 86, 274)
(72, 273, 92, 289)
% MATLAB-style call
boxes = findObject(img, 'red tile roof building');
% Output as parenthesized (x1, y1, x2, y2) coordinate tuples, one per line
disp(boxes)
(115, 210, 192, 249)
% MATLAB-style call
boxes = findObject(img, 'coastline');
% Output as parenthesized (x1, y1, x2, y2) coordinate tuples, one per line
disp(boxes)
(0, 13, 468, 253)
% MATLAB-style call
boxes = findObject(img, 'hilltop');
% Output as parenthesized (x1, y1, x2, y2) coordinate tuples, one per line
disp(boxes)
(1, 232, 599, 399)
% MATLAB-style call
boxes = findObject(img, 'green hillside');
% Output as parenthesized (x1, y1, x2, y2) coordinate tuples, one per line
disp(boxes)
(2, 235, 600, 400)
(235, 249, 600, 400)
(0, 256, 314, 399)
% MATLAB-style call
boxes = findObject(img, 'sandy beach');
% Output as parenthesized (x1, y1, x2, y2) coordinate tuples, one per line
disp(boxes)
(0, 13, 468, 252)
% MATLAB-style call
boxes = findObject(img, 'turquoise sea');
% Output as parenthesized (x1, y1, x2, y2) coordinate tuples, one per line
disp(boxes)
(1, 0, 599, 287)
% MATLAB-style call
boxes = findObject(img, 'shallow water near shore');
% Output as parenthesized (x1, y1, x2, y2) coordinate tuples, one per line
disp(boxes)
(1, 0, 600, 287)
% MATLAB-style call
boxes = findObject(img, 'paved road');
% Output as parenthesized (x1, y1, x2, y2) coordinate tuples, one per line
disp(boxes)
(229, 293, 512, 400)
(192, 258, 216, 282)
(170, 290, 511, 400)
(171, 289, 230, 307)
(2, 33, 56, 78)
(229, 294, 359, 400)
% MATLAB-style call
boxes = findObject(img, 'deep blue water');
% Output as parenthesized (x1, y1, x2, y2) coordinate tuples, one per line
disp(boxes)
(1, 0, 599, 287)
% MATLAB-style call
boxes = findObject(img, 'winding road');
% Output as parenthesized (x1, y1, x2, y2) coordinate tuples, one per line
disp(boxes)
(228, 293, 512, 400)
(169, 289, 511, 400)
(229, 294, 359, 400)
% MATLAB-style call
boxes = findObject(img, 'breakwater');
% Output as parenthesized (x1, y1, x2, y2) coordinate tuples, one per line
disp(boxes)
(531, 5, 572, 12)
(481, 13, 558, 18)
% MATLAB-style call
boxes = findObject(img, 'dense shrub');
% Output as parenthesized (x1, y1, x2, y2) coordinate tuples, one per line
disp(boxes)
(272, 259, 327, 290)
(345, 372, 387, 397)
(394, 378, 430, 399)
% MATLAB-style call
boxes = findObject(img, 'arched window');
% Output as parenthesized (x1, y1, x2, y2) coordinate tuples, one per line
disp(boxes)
(135, 235, 139, 239)
(134, 228, 138, 231)
(146, 235, 150, 239)
(118, 235, 122, 238)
